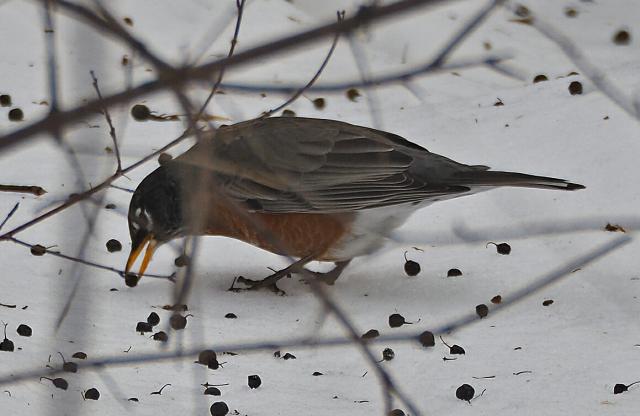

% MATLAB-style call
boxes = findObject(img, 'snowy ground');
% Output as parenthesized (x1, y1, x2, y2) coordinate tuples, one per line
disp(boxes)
(1, 0, 639, 415)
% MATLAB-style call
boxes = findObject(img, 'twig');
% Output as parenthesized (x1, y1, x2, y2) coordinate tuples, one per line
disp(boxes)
(347, 35, 383, 129)
(0, 235, 628, 390)
(194, 0, 246, 123)
(0, 203, 19, 231)
(0, 185, 47, 196)
(0, 128, 194, 241)
(261, 10, 343, 118)
(90, 70, 122, 172)
(8, 236, 172, 280)
(1, 0, 455, 153)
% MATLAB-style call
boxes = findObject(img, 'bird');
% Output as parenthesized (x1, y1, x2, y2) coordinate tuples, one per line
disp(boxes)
(125, 116, 583, 291)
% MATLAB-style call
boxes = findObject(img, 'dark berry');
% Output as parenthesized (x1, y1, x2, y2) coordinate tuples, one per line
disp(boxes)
(313, 371, 323, 376)
(491, 295, 502, 304)
(147, 312, 160, 326)
(30, 244, 46, 256)
(418, 331, 435, 347)
(1, 323, 14, 352)
(450, 345, 465, 355)
(382, 348, 395, 361)
(210, 401, 229, 416)
(0, 338, 14, 352)
(63, 362, 78, 373)
(565, 7, 577, 17)
(456, 383, 475, 401)
(224, 313, 237, 319)
(158, 153, 172, 165)
(84, 388, 100, 400)
(476, 304, 489, 318)
(16, 324, 32, 337)
(282, 109, 296, 117)
(486, 242, 511, 255)
(105, 203, 116, 210)
(136, 321, 153, 333)
(106, 239, 122, 252)
(388, 313, 406, 328)
(174, 254, 190, 267)
(569, 81, 583, 95)
(153, 331, 168, 342)
(614, 384, 627, 394)
(131, 104, 151, 121)
(8, 108, 23, 121)
(403, 251, 421, 276)
(542, 299, 554, 306)
(72, 352, 87, 359)
(170, 314, 187, 330)
(346, 88, 360, 102)
(124, 273, 139, 287)
(533, 74, 548, 83)
(404, 260, 420, 276)
(312, 98, 326, 110)
(248, 374, 262, 389)
(362, 329, 380, 339)
(389, 410, 405, 416)
(447, 268, 462, 277)
(198, 350, 217, 365)
(282, 352, 296, 360)
(41, 377, 68, 390)
(613, 30, 631, 45)
(0, 94, 11, 106)
(204, 387, 221, 396)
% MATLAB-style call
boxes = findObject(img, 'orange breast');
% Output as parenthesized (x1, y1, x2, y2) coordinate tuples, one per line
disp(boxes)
(204, 202, 353, 261)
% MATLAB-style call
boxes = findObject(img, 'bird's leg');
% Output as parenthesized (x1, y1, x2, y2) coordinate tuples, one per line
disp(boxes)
(229, 255, 314, 294)
(301, 259, 352, 286)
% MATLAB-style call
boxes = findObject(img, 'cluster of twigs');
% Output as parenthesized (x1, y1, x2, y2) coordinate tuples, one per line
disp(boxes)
(0, 0, 637, 414)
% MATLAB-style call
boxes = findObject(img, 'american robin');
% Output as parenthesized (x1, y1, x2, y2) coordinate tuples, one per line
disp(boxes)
(125, 117, 583, 290)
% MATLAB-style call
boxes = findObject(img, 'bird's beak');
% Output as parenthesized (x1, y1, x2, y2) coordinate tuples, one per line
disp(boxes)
(125, 233, 158, 278)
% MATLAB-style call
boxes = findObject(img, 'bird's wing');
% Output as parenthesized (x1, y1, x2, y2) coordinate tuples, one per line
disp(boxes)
(173, 117, 472, 213)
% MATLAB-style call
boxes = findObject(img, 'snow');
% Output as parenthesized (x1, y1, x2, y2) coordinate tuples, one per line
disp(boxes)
(1, 0, 639, 415)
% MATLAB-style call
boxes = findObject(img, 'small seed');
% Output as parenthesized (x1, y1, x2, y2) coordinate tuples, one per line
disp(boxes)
(476, 304, 489, 318)
(388, 313, 406, 328)
(30, 245, 46, 256)
(84, 388, 100, 400)
(106, 239, 122, 253)
(456, 384, 475, 401)
(16, 324, 32, 337)
(568, 81, 583, 95)
(248, 374, 262, 389)
(418, 331, 435, 347)
(204, 386, 221, 396)
(613, 29, 631, 45)
(447, 268, 462, 277)
(0, 94, 11, 106)
(136, 322, 153, 333)
(131, 104, 151, 121)
(8, 108, 23, 121)
(147, 312, 160, 326)
(210, 401, 229, 416)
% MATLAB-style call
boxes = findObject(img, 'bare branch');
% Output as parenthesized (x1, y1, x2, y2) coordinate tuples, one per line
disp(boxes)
(0, 185, 46, 196)
(90, 70, 122, 172)
(261, 10, 343, 118)
(0, 203, 19, 231)
(1, 0, 454, 153)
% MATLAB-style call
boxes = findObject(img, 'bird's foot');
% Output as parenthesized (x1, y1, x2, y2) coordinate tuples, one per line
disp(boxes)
(228, 272, 290, 295)
(300, 269, 340, 286)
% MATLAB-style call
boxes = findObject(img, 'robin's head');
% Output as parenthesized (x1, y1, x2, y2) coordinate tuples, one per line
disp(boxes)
(125, 166, 185, 277)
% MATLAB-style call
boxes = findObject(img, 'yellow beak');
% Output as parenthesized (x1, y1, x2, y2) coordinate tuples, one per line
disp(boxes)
(125, 234, 158, 278)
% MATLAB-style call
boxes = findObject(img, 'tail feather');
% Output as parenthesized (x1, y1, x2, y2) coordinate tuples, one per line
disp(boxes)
(451, 170, 585, 191)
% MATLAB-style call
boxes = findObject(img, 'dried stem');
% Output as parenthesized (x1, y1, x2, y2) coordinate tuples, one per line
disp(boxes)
(90, 70, 122, 172)
(261, 10, 344, 118)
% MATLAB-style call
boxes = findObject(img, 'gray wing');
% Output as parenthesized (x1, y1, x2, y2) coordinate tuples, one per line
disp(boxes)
(174, 117, 474, 213)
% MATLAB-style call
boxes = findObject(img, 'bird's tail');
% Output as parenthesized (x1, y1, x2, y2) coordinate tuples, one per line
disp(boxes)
(450, 170, 585, 191)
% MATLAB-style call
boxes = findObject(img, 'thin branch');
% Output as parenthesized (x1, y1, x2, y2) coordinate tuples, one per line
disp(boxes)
(0, 185, 46, 196)
(0, 128, 194, 240)
(8, 236, 172, 280)
(1, 0, 454, 153)
(194, 0, 246, 122)
(217, 54, 508, 94)
(0, 203, 19, 231)
(0, 235, 628, 389)
(261, 10, 343, 118)
(90, 70, 122, 172)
